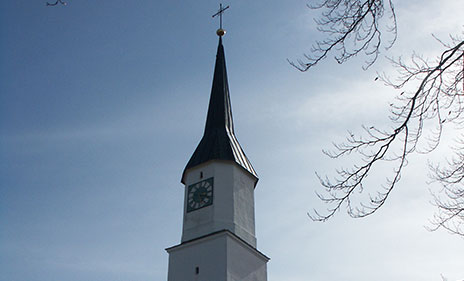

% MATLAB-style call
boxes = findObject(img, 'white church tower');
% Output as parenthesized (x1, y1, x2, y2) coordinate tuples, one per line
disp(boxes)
(166, 9, 269, 281)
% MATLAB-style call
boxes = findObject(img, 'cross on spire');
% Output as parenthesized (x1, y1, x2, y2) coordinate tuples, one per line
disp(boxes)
(212, 4, 230, 31)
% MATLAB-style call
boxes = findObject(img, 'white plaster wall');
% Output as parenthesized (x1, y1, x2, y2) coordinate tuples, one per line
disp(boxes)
(227, 234, 268, 281)
(167, 231, 268, 281)
(167, 233, 227, 281)
(232, 164, 257, 246)
(181, 160, 258, 246)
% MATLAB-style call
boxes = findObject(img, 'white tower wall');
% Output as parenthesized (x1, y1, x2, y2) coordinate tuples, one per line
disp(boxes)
(182, 160, 257, 247)
(167, 231, 268, 281)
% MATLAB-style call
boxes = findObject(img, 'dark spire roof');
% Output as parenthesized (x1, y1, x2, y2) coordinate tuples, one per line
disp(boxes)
(182, 37, 258, 184)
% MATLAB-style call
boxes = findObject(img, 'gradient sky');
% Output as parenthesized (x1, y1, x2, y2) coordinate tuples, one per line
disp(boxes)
(1, 1, 463, 281)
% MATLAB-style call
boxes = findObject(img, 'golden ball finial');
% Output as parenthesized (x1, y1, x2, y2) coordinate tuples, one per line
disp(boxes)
(216, 28, 226, 36)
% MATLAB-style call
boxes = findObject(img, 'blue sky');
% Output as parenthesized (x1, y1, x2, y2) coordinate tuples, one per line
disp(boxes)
(1, 1, 463, 281)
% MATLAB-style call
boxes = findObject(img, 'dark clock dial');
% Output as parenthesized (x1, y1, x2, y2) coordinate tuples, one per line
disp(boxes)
(187, 177, 214, 212)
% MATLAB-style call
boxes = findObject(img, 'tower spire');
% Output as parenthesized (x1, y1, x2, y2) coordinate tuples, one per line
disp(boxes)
(181, 37, 257, 184)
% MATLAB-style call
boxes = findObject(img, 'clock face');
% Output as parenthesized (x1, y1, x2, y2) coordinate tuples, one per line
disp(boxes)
(187, 177, 214, 212)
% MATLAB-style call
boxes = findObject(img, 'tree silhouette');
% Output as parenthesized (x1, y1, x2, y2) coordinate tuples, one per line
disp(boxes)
(46, 0, 66, 6)
(295, 0, 464, 236)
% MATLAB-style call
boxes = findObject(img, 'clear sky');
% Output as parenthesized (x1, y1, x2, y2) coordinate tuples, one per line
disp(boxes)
(1, 1, 463, 281)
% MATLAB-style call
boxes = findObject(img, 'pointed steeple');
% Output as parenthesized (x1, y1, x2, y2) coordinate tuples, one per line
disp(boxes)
(182, 37, 258, 184)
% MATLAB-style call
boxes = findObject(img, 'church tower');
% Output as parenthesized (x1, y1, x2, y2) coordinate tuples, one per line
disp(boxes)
(166, 11, 269, 281)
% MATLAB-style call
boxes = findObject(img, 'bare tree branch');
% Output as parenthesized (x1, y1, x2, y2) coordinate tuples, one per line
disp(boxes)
(311, 35, 464, 228)
(289, 0, 397, 71)
(428, 138, 464, 236)
(46, 0, 67, 6)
